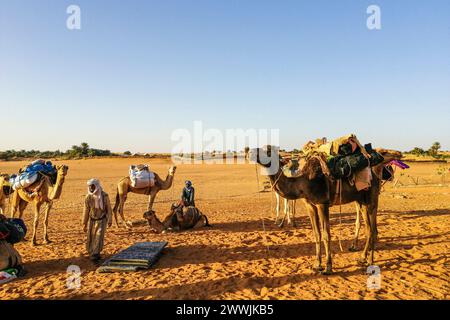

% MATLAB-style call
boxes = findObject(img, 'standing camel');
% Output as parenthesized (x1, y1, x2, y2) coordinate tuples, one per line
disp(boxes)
(112, 166, 176, 228)
(349, 148, 402, 251)
(252, 146, 399, 274)
(10, 165, 69, 246)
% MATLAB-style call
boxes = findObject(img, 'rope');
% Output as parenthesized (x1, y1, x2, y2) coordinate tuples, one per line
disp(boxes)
(254, 164, 275, 270)
(337, 179, 344, 252)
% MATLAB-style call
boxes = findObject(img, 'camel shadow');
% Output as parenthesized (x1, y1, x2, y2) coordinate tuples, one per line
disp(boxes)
(53, 267, 367, 300)
(211, 216, 311, 233)
(380, 208, 450, 219)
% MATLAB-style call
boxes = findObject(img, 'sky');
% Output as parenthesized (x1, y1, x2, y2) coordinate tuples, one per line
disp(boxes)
(0, 0, 449, 153)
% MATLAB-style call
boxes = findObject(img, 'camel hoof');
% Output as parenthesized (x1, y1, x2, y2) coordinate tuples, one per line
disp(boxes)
(31, 241, 37, 247)
(321, 268, 333, 275)
(312, 265, 324, 273)
(43, 239, 52, 245)
(349, 246, 359, 252)
(357, 258, 369, 267)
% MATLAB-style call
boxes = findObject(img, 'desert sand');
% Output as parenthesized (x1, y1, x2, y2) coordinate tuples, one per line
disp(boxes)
(0, 158, 448, 300)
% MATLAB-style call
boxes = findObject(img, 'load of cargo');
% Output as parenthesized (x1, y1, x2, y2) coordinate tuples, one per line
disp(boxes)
(9, 160, 57, 191)
(291, 134, 387, 191)
(129, 164, 155, 189)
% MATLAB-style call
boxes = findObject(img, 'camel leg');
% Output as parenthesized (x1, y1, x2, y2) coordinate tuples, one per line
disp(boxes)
(286, 199, 292, 226)
(43, 201, 53, 244)
(18, 200, 27, 220)
(305, 201, 322, 272)
(367, 198, 379, 265)
(147, 190, 157, 211)
(275, 193, 280, 225)
(359, 204, 372, 266)
(31, 202, 41, 246)
(10, 192, 20, 218)
(350, 202, 362, 251)
(317, 204, 332, 274)
(193, 216, 207, 229)
(290, 200, 297, 227)
(278, 198, 288, 227)
(117, 194, 131, 229)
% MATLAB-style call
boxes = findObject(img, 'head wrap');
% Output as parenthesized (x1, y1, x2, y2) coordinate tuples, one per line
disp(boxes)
(87, 178, 104, 210)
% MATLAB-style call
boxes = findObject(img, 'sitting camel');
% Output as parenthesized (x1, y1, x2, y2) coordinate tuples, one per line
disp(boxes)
(113, 166, 176, 228)
(10, 165, 69, 246)
(252, 146, 400, 274)
(143, 204, 210, 233)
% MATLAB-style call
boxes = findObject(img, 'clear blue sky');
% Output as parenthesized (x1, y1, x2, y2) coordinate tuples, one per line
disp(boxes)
(1, 0, 449, 153)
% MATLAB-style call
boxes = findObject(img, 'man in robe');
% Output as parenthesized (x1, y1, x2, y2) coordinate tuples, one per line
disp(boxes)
(82, 179, 112, 263)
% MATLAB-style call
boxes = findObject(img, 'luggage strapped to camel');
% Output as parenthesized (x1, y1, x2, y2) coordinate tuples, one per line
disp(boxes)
(9, 160, 57, 191)
(129, 164, 156, 189)
(299, 134, 386, 191)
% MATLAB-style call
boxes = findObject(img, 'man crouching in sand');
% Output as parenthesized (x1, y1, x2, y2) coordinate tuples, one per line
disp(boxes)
(82, 179, 112, 263)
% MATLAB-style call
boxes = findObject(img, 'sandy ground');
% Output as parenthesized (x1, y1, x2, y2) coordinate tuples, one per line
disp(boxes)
(0, 158, 448, 300)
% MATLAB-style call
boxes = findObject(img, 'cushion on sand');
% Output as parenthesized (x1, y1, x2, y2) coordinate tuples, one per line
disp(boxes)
(97, 241, 167, 273)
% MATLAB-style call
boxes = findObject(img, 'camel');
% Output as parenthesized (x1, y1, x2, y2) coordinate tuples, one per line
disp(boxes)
(143, 204, 210, 233)
(10, 165, 69, 246)
(113, 166, 176, 228)
(274, 192, 296, 227)
(252, 146, 401, 274)
(0, 174, 12, 215)
(349, 148, 402, 251)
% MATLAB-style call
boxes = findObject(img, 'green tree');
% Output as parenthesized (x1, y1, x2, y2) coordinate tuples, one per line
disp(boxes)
(80, 142, 90, 156)
(428, 142, 441, 157)
(410, 147, 426, 156)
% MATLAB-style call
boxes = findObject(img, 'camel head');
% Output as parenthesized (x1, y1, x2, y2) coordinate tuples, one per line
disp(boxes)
(170, 202, 183, 215)
(0, 173, 12, 196)
(168, 166, 177, 176)
(56, 165, 69, 177)
(375, 149, 403, 163)
(249, 146, 281, 167)
(143, 210, 164, 233)
(0, 173, 10, 183)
